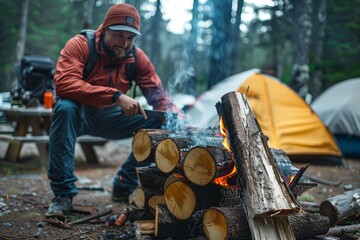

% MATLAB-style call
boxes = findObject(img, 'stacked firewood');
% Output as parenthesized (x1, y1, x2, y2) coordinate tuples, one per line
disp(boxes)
(126, 92, 360, 240)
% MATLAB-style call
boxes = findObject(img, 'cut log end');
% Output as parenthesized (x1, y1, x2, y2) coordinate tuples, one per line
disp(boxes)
(133, 130, 152, 162)
(164, 180, 196, 220)
(148, 195, 166, 214)
(155, 139, 180, 173)
(203, 208, 228, 240)
(183, 147, 216, 186)
(320, 200, 339, 226)
(129, 188, 145, 208)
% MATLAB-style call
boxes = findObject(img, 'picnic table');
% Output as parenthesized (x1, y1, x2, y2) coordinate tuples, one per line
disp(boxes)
(0, 92, 107, 167)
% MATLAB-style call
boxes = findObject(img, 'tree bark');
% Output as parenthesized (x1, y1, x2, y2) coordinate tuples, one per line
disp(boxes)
(155, 204, 204, 238)
(136, 164, 169, 190)
(326, 223, 360, 237)
(289, 212, 331, 239)
(16, 0, 29, 63)
(320, 188, 360, 227)
(183, 146, 234, 186)
(291, 0, 313, 99)
(218, 91, 300, 239)
(311, 0, 327, 98)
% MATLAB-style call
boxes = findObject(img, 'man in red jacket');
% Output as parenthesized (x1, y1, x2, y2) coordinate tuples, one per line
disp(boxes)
(46, 3, 181, 218)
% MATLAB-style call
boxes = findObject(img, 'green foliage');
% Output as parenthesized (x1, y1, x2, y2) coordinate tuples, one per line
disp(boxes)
(322, 0, 360, 87)
(1, 0, 359, 96)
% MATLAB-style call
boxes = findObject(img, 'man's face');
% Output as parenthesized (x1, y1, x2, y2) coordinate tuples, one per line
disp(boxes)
(104, 28, 136, 60)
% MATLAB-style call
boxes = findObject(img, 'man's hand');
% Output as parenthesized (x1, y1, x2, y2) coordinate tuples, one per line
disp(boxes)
(116, 94, 147, 120)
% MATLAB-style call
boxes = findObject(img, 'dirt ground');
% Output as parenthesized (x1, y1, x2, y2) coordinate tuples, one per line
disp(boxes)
(0, 140, 360, 240)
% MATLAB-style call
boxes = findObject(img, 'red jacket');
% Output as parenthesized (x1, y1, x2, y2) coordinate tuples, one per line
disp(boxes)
(54, 29, 178, 112)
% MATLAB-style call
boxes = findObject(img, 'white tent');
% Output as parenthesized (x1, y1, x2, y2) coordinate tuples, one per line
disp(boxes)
(312, 78, 360, 158)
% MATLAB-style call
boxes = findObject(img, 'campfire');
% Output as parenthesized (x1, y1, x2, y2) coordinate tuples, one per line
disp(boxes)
(97, 91, 360, 240)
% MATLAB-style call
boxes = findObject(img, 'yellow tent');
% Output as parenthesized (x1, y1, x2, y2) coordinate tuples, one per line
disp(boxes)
(187, 69, 343, 165)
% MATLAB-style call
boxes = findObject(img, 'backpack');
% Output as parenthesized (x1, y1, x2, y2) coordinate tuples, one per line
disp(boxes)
(14, 55, 55, 104)
(79, 29, 137, 96)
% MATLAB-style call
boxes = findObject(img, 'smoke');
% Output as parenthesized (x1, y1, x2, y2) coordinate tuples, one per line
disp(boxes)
(161, 50, 195, 131)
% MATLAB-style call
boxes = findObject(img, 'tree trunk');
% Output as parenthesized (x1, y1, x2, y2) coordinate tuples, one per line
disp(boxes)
(217, 91, 300, 239)
(291, 0, 313, 100)
(311, 0, 327, 98)
(320, 188, 360, 226)
(208, 0, 233, 87)
(183, 146, 234, 186)
(16, 0, 29, 63)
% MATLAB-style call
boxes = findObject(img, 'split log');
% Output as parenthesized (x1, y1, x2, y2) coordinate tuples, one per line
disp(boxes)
(155, 204, 204, 238)
(129, 187, 162, 209)
(320, 188, 360, 226)
(203, 206, 331, 240)
(148, 195, 166, 215)
(217, 92, 300, 239)
(136, 164, 169, 190)
(132, 129, 172, 162)
(163, 174, 241, 220)
(183, 146, 235, 186)
(155, 135, 224, 173)
(134, 220, 155, 239)
(203, 207, 251, 240)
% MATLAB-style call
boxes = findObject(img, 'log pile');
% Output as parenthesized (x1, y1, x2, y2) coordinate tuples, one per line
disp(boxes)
(124, 91, 359, 239)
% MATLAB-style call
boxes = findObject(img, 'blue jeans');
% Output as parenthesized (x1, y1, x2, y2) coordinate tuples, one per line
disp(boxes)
(47, 98, 162, 197)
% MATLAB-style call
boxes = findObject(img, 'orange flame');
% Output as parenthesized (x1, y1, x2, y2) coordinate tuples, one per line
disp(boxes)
(119, 175, 123, 181)
(214, 116, 237, 186)
(289, 175, 295, 184)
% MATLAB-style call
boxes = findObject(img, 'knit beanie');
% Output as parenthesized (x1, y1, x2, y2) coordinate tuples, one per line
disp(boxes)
(101, 3, 141, 36)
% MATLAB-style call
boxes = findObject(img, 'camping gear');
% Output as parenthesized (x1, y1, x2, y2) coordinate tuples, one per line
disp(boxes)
(14, 55, 55, 104)
(312, 78, 360, 158)
(186, 69, 343, 165)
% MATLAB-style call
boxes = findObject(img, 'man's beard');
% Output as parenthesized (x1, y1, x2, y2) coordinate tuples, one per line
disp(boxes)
(113, 46, 126, 60)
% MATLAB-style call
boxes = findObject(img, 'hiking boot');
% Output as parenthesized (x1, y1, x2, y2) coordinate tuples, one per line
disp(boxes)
(112, 187, 130, 202)
(45, 196, 72, 219)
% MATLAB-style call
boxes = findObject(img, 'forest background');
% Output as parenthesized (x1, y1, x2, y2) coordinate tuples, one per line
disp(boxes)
(0, 0, 359, 102)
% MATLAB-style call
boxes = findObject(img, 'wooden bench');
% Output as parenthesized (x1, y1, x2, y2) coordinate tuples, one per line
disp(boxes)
(0, 134, 107, 165)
